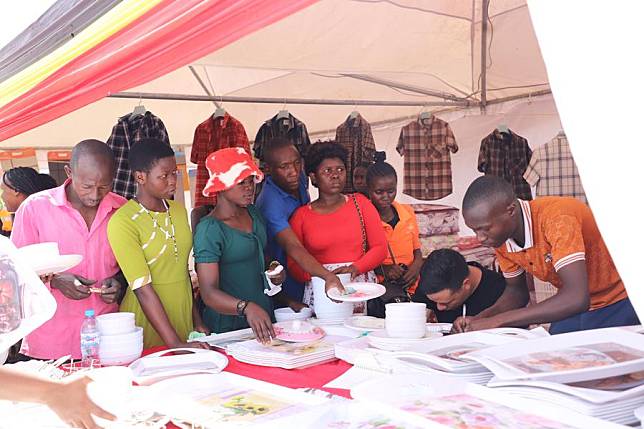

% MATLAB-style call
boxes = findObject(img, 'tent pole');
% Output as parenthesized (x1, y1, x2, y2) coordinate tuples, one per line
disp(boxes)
(339, 73, 469, 101)
(108, 91, 470, 107)
(480, 0, 489, 111)
(188, 66, 220, 108)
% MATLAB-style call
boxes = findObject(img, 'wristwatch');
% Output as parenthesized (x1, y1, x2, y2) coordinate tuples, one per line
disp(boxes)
(236, 300, 249, 316)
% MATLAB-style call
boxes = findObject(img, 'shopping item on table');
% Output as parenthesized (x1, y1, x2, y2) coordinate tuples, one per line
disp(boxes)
(129, 348, 229, 385)
(343, 315, 385, 332)
(149, 372, 327, 428)
(351, 373, 623, 429)
(465, 327, 644, 384)
(227, 335, 345, 369)
(327, 282, 386, 302)
(488, 371, 644, 425)
(99, 325, 143, 366)
(191, 328, 256, 351)
(274, 306, 313, 322)
(367, 329, 443, 352)
(273, 320, 325, 343)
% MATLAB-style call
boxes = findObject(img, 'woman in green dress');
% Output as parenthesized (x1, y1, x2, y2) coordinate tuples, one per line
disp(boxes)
(108, 138, 209, 349)
(194, 147, 293, 344)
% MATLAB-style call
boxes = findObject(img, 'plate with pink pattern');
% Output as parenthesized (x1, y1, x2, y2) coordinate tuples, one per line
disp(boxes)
(327, 282, 386, 302)
(273, 320, 326, 343)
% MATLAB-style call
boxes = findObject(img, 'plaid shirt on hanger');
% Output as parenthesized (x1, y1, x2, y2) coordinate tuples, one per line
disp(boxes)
(106, 112, 170, 200)
(335, 113, 376, 193)
(523, 133, 587, 204)
(190, 113, 250, 207)
(253, 113, 311, 170)
(396, 116, 458, 201)
(478, 129, 533, 200)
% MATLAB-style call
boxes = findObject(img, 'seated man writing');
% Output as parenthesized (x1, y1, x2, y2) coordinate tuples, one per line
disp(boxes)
(412, 248, 506, 323)
(453, 175, 637, 334)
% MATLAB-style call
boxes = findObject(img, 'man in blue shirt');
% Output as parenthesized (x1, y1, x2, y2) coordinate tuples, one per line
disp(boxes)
(256, 137, 343, 301)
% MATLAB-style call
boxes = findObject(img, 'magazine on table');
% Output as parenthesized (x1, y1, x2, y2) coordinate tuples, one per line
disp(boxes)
(350, 373, 624, 429)
(150, 372, 328, 428)
(487, 370, 644, 404)
(464, 328, 644, 383)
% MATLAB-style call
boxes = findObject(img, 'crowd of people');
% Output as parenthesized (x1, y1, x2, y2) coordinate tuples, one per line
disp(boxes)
(1, 136, 639, 362)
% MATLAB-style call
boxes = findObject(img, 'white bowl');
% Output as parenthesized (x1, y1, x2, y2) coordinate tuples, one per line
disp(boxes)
(96, 312, 135, 336)
(385, 321, 427, 339)
(100, 326, 142, 343)
(274, 307, 313, 322)
(99, 351, 143, 366)
(385, 302, 426, 313)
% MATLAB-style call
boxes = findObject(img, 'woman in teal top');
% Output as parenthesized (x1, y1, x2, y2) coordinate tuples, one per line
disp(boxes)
(194, 147, 293, 343)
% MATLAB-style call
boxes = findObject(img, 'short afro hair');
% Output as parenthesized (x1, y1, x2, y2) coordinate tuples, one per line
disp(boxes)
(263, 137, 298, 166)
(128, 138, 175, 173)
(417, 248, 469, 295)
(304, 141, 347, 176)
(462, 175, 515, 213)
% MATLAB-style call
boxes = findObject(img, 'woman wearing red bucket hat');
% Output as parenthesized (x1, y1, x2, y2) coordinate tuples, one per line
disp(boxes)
(194, 148, 284, 343)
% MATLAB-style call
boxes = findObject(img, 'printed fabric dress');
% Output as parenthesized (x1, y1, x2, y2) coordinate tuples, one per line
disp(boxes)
(193, 205, 274, 334)
(107, 199, 194, 348)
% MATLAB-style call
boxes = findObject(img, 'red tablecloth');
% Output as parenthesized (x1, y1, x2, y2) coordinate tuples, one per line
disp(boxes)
(143, 346, 352, 398)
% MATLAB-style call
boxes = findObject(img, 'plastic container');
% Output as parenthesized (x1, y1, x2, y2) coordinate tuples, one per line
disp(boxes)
(96, 312, 135, 336)
(80, 309, 100, 365)
(274, 307, 313, 322)
(311, 276, 353, 320)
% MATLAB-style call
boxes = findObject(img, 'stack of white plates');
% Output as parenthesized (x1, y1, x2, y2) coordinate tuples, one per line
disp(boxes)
(97, 312, 143, 365)
(227, 336, 345, 369)
(367, 328, 442, 352)
(385, 303, 427, 338)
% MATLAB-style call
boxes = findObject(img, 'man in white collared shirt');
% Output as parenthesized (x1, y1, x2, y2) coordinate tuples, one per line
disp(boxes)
(453, 175, 637, 334)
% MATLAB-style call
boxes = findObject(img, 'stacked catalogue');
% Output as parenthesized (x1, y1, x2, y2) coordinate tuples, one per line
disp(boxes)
(464, 327, 644, 425)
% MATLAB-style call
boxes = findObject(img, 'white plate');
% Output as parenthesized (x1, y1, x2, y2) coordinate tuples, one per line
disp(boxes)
(28, 254, 83, 276)
(327, 282, 386, 302)
(273, 321, 326, 343)
(310, 317, 348, 326)
(344, 316, 385, 332)
(129, 348, 228, 385)
(369, 329, 442, 342)
(427, 323, 453, 334)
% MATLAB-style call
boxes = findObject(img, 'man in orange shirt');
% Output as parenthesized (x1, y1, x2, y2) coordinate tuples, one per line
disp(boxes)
(453, 175, 638, 334)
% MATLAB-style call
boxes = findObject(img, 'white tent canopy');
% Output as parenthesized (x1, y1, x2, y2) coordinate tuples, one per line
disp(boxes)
(1, 0, 550, 149)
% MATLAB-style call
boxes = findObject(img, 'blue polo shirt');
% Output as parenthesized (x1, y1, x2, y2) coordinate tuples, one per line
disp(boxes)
(256, 173, 310, 301)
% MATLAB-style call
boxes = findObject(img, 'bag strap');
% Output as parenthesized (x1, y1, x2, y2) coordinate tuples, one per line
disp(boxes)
(351, 194, 368, 255)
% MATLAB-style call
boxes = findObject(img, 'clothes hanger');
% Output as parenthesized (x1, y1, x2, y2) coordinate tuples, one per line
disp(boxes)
(132, 97, 146, 117)
(213, 96, 226, 118)
(496, 123, 509, 134)
(276, 99, 289, 120)
(349, 101, 359, 119)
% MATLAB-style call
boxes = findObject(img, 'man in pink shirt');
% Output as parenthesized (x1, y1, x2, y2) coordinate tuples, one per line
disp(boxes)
(11, 140, 126, 360)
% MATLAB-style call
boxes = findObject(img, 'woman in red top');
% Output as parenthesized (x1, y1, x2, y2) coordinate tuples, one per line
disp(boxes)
(288, 142, 387, 306)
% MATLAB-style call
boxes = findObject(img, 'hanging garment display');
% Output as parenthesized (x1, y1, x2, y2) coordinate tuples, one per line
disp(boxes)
(335, 113, 376, 193)
(523, 132, 587, 204)
(478, 129, 532, 200)
(106, 111, 170, 200)
(396, 115, 458, 201)
(190, 113, 250, 207)
(253, 112, 311, 169)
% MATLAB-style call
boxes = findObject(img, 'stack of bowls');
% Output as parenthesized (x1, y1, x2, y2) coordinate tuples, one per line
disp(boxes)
(385, 302, 427, 338)
(274, 306, 313, 322)
(311, 274, 353, 323)
(96, 312, 143, 365)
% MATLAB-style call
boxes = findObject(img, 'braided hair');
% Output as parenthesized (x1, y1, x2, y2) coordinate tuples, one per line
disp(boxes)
(3, 167, 57, 196)
(366, 151, 397, 187)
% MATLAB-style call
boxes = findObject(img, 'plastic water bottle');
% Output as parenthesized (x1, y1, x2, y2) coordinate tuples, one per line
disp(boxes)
(80, 309, 100, 367)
